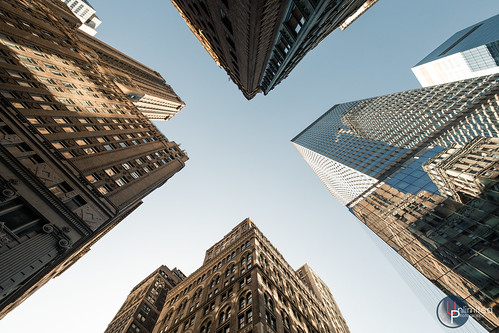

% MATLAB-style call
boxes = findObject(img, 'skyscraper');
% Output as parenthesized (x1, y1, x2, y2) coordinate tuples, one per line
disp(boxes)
(292, 74, 499, 331)
(105, 266, 186, 333)
(170, 0, 378, 99)
(60, 0, 102, 36)
(412, 14, 499, 87)
(0, 0, 187, 318)
(77, 32, 186, 121)
(142, 218, 350, 333)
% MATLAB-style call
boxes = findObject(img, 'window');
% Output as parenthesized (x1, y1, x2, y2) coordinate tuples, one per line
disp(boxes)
(62, 81, 76, 88)
(104, 167, 117, 176)
(86, 174, 99, 183)
(238, 314, 245, 329)
(62, 127, 77, 133)
(264, 293, 273, 311)
(265, 311, 276, 330)
(239, 296, 246, 309)
(247, 309, 253, 323)
(48, 182, 73, 197)
(58, 97, 75, 105)
(83, 147, 96, 154)
(18, 55, 36, 64)
(61, 151, 74, 158)
(218, 306, 231, 325)
(52, 71, 66, 77)
(200, 321, 212, 333)
(63, 195, 86, 210)
(37, 76, 56, 84)
(115, 177, 128, 187)
(74, 139, 88, 146)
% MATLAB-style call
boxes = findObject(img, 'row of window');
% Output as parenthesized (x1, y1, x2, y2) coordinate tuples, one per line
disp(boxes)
(85, 148, 181, 195)
(170, 240, 251, 306)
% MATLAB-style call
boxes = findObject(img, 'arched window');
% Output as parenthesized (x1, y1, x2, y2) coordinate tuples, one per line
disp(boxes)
(202, 274, 206, 281)
(264, 293, 274, 312)
(247, 253, 252, 261)
(218, 306, 231, 325)
(193, 288, 202, 300)
(247, 291, 252, 304)
(231, 251, 236, 259)
(241, 257, 246, 265)
(200, 320, 212, 333)
(239, 296, 246, 309)
(225, 268, 230, 277)
(281, 311, 290, 329)
(219, 310, 225, 325)
(231, 265, 236, 273)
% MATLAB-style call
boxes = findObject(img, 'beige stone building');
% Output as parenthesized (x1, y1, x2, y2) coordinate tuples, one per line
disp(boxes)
(105, 266, 186, 333)
(146, 218, 350, 333)
(0, 0, 187, 318)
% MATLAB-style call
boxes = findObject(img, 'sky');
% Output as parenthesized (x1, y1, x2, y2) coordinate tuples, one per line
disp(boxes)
(1, 1, 499, 332)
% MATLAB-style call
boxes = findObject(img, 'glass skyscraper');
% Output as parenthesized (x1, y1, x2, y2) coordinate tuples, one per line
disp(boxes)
(292, 74, 499, 331)
(412, 14, 499, 87)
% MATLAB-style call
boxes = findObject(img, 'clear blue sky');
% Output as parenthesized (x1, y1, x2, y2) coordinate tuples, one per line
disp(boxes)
(1, 1, 498, 332)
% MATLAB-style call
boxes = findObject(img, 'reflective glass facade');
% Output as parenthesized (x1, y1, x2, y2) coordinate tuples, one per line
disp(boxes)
(292, 74, 499, 331)
(412, 14, 499, 87)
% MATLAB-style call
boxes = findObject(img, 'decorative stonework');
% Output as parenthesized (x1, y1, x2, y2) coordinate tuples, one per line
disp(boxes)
(73, 204, 106, 231)
(0, 133, 22, 145)
(29, 163, 64, 187)
(0, 179, 19, 202)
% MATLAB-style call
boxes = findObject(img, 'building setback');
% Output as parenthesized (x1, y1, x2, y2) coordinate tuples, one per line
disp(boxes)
(60, 0, 102, 36)
(136, 218, 350, 333)
(170, 0, 377, 99)
(105, 266, 186, 333)
(292, 74, 499, 331)
(0, 0, 187, 318)
(412, 14, 499, 87)
(76, 32, 186, 121)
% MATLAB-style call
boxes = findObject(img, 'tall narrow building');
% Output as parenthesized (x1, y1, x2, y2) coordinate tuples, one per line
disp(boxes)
(292, 74, 499, 331)
(143, 218, 350, 333)
(170, 0, 377, 99)
(412, 14, 499, 87)
(105, 266, 186, 333)
(0, 0, 187, 318)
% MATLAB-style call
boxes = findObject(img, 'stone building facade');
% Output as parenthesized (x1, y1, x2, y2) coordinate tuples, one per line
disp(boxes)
(76, 32, 185, 121)
(105, 266, 186, 333)
(150, 218, 350, 333)
(170, 0, 377, 99)
(0, 0, 187, 318)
